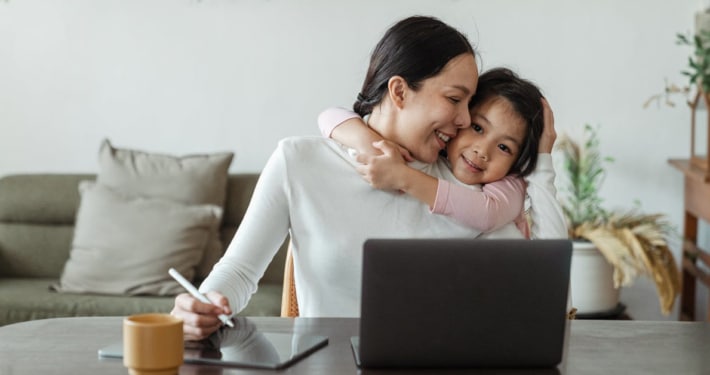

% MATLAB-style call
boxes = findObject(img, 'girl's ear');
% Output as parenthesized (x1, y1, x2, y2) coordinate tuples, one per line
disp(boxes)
(387, 76, 408, 110)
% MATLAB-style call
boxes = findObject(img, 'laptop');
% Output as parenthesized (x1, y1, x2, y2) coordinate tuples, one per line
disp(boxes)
(352, 238, 572, 369)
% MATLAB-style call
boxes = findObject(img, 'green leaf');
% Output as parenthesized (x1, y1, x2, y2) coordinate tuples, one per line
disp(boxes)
(689, 57, 699, 69)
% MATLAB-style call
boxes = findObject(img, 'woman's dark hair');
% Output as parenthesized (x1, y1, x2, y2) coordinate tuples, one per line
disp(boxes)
(354, 16, 475, 116)
(469, 67, 544, 177)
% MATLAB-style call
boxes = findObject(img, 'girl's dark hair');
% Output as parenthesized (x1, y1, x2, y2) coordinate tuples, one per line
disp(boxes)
(469, 67, 544, 177)
(354, 16, 474, 116)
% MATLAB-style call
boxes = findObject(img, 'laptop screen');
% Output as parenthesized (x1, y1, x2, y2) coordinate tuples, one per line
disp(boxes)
(357, 238, 572, 369)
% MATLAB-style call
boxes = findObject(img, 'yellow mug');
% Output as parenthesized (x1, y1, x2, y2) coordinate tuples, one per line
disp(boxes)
(123, 313, 184, 375)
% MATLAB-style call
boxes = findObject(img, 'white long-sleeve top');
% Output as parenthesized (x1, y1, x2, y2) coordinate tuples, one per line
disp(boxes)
(199, 136, 566, 317)
(524, 153, 568, 239)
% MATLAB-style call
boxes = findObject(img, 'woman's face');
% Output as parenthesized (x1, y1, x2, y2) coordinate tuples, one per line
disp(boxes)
(447, 97, 526, 185)
(393, 53, 478, 163)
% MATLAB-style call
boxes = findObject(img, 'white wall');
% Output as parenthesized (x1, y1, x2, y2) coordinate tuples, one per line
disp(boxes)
(1, 0, 705, 319)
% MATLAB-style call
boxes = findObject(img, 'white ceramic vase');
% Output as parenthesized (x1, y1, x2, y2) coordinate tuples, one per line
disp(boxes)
(569, 241, 620, 314)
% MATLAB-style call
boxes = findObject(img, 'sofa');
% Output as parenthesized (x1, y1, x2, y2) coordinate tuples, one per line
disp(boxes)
(0, 173, 288, 327)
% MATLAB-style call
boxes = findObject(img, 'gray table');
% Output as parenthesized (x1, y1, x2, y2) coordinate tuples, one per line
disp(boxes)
(0, 317, 708, 374)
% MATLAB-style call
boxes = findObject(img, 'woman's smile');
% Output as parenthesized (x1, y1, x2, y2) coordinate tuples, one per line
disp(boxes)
(435, 130, 453, 150)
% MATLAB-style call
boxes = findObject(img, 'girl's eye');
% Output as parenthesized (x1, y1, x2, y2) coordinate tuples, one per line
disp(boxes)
(498, 144, 512, 154)
(448, 97, 461, 104)
(471, 124, 483, 133)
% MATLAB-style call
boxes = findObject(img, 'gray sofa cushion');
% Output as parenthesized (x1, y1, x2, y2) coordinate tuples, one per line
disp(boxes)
(0, 174, 91, 278)
(0, 278, 282, 327)
(97, 139, 234, 207)
(95, 140, 234, 280)
(0, 224, 74, 278)
(54, 182, 222, 295)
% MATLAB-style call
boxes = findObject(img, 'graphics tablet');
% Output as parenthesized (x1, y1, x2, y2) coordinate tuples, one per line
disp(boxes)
(99, 317, 328, 369)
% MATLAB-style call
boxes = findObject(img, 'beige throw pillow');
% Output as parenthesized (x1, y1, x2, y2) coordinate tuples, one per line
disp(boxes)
(55, 182, 222, 296)
(96, 139, 234, 279)
(97, 139, 233, 206)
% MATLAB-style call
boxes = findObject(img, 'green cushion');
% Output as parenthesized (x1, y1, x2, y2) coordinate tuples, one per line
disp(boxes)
(0, 174, 91, 223)
(0, 223, 74, 278)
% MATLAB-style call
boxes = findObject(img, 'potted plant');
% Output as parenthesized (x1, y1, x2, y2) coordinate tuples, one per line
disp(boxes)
(556, 124, 681, 315)
(642, 16, 710, 109)
(677, 29, 710, 95)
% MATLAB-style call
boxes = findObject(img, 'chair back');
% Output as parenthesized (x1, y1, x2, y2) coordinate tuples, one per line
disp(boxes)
(280, 243, 299, 317)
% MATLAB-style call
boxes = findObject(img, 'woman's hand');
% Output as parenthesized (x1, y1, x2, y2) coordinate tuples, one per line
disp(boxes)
(538, 98, 556, 154)
(356, 140, 413, 191)
(171, 291, 232, 341)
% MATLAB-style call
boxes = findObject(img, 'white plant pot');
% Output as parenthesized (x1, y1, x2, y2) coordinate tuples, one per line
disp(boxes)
(570, 241, 620, 314)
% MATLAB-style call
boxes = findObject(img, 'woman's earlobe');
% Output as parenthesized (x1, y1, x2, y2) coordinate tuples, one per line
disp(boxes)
(387, 76, 408, 109)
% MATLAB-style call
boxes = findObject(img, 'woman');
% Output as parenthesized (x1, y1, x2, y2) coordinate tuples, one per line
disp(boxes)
(172, 16, 566, 340)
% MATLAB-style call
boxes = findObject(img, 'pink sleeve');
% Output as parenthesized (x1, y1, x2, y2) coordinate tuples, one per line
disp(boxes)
(317, 107, 360, 138)
(431, 175, 525, 232)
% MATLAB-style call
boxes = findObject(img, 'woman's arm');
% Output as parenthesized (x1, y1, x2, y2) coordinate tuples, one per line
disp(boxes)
(525, 98, 568, 239)
(200, 144, 291, 307)
(525, 154, 567, 239)
(172, 142, 292, 340)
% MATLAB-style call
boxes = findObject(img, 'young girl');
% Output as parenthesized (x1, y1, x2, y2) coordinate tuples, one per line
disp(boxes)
(318, 68, 551, 237)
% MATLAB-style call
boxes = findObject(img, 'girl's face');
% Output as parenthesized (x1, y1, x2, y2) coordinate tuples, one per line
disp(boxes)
(447, 97, 526, 185)
(391, 53, 478, 163)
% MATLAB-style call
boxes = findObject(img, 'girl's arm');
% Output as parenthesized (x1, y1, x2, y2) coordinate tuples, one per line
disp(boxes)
(357, 141, 525, 233)
(355, 142, 439, 204)
(317, 107, 384, 156)
(319, 107, 525, 234)
(432, 176, 526, 232)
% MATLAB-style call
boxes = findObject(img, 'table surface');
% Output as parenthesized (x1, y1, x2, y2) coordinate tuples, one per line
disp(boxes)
(0, 317, 709, 375)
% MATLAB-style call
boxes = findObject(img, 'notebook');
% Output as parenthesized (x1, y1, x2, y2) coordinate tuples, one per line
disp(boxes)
(352, 238, 572, 369)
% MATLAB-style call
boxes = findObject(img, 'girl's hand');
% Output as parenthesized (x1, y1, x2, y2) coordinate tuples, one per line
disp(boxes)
(355, 140, 412, 191)
(539, 98, 556, 154)
(356, 140, 414, 162)
(171, 291, 232, 341)
(393, 144, 415, 162)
